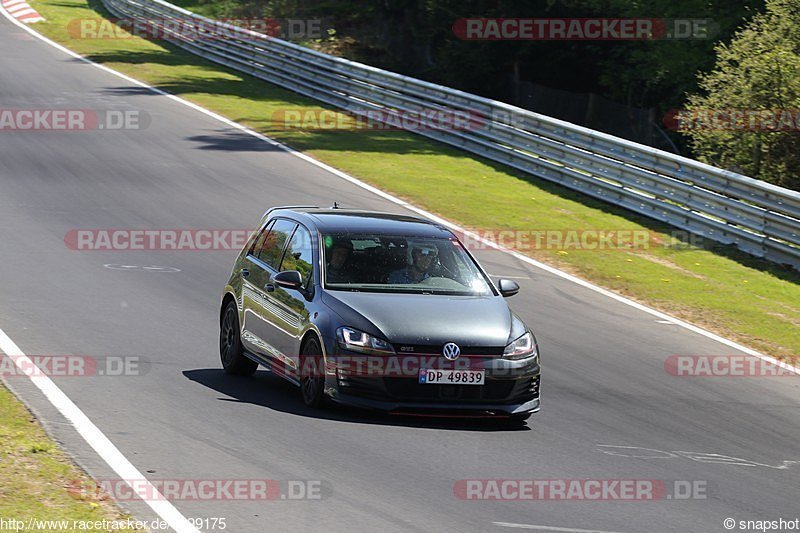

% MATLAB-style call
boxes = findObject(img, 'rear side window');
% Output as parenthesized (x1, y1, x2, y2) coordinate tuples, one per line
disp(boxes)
(258, 219, 297, 269)
(248, 219, 274, 256)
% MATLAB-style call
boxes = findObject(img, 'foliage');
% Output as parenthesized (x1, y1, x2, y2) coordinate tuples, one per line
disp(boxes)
(684, 0, 800, 189)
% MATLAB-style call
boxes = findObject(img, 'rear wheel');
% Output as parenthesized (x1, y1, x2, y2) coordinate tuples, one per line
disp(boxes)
(299, 337, 326, 408)
(220, 300, 258, 376)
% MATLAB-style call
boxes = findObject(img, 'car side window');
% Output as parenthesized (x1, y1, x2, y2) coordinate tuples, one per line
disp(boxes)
(280, 225, 315, 289)
(248, 220, 274, 257)
(258, 219, 297, 269)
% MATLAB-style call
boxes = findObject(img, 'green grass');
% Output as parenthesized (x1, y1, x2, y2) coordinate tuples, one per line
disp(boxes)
(25, 0, 800, 358)
(0, 383, 140, 531)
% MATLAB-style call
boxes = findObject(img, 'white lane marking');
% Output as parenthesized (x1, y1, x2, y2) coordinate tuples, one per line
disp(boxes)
(488, 274, 532, 280)
(0, 329, 199, 533)
(3, 3, 798, 528)
(656, 320, 675, 324)
(597, 444, 800, 470)
(104, 264, 181, 272)
(2, 0, 797, 373)
(494, 522, 626, 533)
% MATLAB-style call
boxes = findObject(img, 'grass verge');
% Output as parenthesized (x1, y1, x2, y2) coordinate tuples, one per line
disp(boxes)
(21, 0, 800, 358)
(0, 381, 140, 531)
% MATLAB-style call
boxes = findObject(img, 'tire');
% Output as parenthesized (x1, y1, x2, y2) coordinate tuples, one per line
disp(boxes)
(299, 337, 326, 408)
(220, 300, 258, 376)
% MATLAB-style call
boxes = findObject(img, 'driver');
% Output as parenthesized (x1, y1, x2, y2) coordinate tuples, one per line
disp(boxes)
(388, 244, 438, 284)
(326, 240, 353, 283)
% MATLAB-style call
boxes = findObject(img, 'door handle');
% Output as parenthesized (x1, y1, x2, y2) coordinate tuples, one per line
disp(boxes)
(241, 269, 250, 278)
(265, 283, 275, 292)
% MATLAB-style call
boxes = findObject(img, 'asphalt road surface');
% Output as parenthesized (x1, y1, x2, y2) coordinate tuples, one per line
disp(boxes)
(1, 14, 799, 533)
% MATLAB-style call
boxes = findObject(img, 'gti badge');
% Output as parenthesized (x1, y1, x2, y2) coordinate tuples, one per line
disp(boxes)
(442, 342, 461, 361)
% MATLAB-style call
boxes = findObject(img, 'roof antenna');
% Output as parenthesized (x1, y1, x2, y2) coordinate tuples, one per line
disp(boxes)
(330, 201, 340, 209)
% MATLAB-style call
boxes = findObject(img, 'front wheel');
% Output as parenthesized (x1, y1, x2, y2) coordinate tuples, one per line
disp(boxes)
(299, 337, 326, 408)
(220, 300, 258, 376)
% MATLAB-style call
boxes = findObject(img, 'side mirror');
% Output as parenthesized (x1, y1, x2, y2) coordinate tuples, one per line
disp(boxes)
(497, 278, 520, 298)
(273, 270, 303, 290)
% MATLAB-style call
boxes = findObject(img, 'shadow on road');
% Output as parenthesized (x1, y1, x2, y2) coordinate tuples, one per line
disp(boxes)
(185, 131, 283, 152)
(183, 368, 530, 432)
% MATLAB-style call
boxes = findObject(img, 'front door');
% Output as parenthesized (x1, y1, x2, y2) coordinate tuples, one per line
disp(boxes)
(241, 218, 296, 364)
(269, 224, 316, 377)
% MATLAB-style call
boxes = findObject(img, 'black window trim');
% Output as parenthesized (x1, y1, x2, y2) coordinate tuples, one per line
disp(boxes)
(247, 218, 275, 257)
(278, 222, 317, 291)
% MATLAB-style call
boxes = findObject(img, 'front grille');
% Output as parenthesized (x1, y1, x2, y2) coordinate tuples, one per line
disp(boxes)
(393, 345, 504, 357)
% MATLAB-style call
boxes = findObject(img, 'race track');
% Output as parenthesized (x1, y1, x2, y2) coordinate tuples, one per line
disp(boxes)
(1, 15, 799, 533)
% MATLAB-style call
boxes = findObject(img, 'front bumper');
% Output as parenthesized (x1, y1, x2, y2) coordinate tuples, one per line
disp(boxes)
(329, 392, 540, 417)
(324, 351, 541, 416)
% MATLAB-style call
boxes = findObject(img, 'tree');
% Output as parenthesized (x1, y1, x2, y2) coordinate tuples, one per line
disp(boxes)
(683, 0, 800, 190)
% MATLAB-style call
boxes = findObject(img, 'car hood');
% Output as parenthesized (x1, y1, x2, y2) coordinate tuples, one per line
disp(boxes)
(322, 291, 515, 347)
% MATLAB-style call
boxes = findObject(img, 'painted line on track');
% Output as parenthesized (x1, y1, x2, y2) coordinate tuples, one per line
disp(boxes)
(2, 0, 43, 23)
(0, 329, 199, 533)
(1, 10, 799, 532)
(1, 2, 797, 529)
(1, 0, 797, 369)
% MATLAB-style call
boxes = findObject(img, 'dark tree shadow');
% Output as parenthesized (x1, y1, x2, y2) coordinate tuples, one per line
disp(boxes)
(185, 131, 281, 151)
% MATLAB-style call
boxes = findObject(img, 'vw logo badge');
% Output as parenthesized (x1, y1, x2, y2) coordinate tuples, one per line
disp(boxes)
(442, 342, 461, 361)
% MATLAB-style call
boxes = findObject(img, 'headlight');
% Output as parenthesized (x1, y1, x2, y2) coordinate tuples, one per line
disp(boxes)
(336, 327, 395, 355)
(503, 332, 537, 360)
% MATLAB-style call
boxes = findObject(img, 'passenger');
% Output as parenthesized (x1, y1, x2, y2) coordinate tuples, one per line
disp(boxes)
(388, 245, 438, 284)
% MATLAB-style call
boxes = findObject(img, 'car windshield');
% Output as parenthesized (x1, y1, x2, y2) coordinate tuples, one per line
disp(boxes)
(322, 233, 494, 295)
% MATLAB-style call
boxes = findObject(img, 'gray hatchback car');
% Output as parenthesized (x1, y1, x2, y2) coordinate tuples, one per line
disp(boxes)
(219, 206, 540, 421)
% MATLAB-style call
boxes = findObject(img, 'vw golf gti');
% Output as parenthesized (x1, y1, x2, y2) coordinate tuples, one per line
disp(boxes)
(219, 206, 541, 421)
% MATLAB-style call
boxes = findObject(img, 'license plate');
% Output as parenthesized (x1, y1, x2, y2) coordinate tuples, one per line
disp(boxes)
(419, 369, 485, 385)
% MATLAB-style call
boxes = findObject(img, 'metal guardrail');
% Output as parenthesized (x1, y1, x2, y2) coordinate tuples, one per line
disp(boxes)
(102, 0, 800, 269)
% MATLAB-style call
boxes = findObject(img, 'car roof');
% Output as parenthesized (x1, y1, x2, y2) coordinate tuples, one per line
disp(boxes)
(267, 207, 455, 238)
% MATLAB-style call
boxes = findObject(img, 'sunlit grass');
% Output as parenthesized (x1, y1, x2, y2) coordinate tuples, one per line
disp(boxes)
(0, 383, 141, 530)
